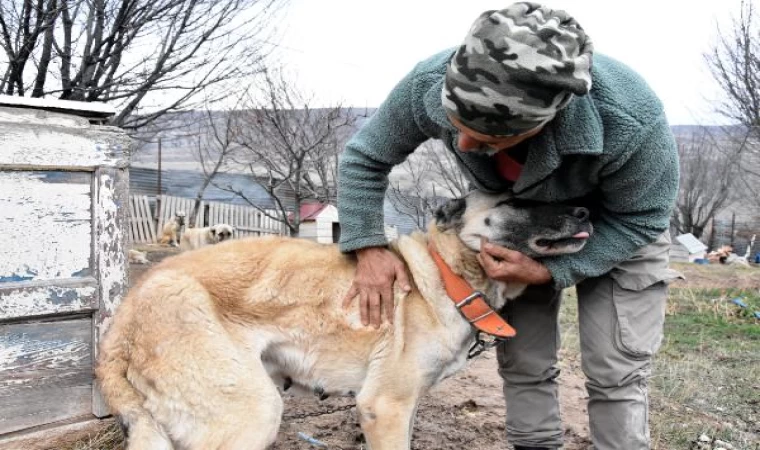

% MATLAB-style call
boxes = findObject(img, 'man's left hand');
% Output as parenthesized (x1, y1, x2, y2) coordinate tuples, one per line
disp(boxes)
(477, 237, 552, 285)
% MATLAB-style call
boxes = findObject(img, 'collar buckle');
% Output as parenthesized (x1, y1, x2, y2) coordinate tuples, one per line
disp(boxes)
(455, 290, 485, 309)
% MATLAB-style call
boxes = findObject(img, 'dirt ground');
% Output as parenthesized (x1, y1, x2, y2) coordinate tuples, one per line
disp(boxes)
(669, 261, 760, 290)
(127, 244, 591, 449)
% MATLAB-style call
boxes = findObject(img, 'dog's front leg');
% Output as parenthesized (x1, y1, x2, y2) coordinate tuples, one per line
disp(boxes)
(356, 392, 418, 450)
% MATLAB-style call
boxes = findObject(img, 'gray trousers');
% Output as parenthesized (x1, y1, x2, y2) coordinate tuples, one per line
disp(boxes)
(496, 233, 681, 449)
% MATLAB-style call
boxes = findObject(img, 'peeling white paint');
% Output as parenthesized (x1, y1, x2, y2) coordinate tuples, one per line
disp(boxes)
(0, 104, 133, 431)
(0, 109, 90, 129)
(0, 284, 97, 320)
(0, 125, 124, 168)
(95, 172, 127, 319)
(0, 106, 130, 169)
(92, 169, 130, 417)
(0, 172, 91, 282)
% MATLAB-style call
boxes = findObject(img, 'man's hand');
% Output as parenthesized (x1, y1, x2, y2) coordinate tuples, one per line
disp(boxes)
(343, 247, 412, 327)
(477, 238, 552, 285)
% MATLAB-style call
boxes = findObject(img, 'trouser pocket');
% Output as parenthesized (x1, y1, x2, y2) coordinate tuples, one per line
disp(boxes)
(609, 269, 682, 359)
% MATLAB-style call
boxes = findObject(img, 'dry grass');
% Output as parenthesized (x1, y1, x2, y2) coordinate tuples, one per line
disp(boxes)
(60, 424, 123, 450)
(648, 286, 759, 449)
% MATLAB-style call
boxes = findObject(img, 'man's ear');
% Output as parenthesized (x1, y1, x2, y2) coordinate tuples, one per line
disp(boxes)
(433, 198, 466, 230)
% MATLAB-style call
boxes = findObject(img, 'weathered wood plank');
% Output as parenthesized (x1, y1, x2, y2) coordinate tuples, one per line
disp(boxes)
(0, 318, 93, 434)
(0, 107, 129, 170)
(0, 172, 92, 283)
(91, 168, 129, 417)
(0, 278, 98, 321)
(0, 417, 117, 450)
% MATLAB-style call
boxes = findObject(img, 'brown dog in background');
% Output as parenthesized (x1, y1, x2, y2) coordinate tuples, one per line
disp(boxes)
(158, 211, 186, 247)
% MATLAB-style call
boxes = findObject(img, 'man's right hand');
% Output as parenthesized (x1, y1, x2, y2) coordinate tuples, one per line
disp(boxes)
(342, 246, 411, 328)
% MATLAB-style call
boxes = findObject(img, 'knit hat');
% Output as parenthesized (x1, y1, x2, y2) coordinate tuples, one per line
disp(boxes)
(442, 2, 594, 136)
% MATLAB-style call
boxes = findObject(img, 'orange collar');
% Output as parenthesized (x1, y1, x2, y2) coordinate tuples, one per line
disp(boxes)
(428, 241, 516, 340)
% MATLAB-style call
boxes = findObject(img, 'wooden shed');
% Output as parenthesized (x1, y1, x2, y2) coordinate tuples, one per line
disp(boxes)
(0, 96, 132, 446)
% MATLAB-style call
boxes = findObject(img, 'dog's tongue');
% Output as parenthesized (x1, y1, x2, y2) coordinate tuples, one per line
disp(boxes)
(573, 231, 590, 239)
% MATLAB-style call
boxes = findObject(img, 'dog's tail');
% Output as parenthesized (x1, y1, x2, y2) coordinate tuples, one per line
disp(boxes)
(96, 304, 170, 447)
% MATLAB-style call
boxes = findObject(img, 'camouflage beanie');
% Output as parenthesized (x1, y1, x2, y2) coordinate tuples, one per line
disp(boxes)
(443, 2, 594, 136)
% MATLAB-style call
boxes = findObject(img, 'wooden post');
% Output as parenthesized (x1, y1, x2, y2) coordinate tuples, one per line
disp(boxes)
(157, 137, 163, 198)
(155, 138, 162, 225)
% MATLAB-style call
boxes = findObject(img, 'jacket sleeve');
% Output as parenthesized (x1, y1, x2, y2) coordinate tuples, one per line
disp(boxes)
(542, 113, 679, 288)
(338, 69, 431, 253)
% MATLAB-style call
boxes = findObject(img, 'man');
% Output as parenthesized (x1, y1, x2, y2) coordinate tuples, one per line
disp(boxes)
(338, 3, 680, 449)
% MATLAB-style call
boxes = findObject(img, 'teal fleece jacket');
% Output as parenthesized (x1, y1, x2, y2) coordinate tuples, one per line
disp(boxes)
(338, 49, 679, 289)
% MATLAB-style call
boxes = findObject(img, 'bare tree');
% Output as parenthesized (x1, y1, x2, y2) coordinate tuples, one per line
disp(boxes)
(705, 0, 760, 127)
(0, 0, 286, 130)
(185, 99, 244, 226)
(387, 140, 468, 230)
(705, 0, 760, 206)
(671, 128, 742, 239)
(222, 68, 361, 236)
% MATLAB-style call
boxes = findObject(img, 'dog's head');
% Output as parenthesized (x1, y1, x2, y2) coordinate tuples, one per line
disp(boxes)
(434, 191, 593, 258)
(210, 224, 235, 242)
(175, 211, 186, 227)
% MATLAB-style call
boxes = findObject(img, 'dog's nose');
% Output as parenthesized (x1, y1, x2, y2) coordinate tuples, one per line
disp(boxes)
(572, 207, 589, 221)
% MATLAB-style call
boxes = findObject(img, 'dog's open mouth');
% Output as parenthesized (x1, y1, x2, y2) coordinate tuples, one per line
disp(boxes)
(531, 230, 591, 255)
(535, 231, 589, 249)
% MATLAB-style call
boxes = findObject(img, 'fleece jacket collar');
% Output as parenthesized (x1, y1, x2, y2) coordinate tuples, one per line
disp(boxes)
(514, 94, 604, 193)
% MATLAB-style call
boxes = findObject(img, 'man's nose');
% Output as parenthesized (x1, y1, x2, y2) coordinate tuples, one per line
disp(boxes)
(457, 133, 482, 152)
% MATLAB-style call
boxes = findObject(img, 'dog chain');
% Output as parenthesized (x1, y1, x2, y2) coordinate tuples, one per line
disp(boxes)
(283, 403, 355, 421)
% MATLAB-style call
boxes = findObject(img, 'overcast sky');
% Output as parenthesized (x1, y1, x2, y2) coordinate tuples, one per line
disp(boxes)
(274, 0, 738, 126)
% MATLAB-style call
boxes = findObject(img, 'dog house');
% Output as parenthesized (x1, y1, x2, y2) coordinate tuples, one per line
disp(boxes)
(0, 96, 132, 446)
(296, 203, 340, 243)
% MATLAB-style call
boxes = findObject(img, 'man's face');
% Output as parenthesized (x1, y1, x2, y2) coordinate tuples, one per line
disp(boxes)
(449, 115, 543, 154)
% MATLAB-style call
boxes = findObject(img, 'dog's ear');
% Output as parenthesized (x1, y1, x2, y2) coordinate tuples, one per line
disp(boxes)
(433, 198, 466, 230)
(210, 226, 217, 236)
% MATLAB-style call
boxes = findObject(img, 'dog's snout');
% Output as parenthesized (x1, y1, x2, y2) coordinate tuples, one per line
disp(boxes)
(572, 207, 589, 221)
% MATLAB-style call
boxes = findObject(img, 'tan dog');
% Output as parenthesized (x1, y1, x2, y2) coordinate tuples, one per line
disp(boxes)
(180, 223, 235, 251)
(159, 211, 186, 247)
(96, 192, 592, 450)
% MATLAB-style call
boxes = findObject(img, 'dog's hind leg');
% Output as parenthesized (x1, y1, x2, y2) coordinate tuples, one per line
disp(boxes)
(176, 357, 283, 450)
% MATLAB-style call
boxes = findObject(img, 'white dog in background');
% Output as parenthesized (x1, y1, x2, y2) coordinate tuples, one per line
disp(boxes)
(180, 224, 235, 251)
